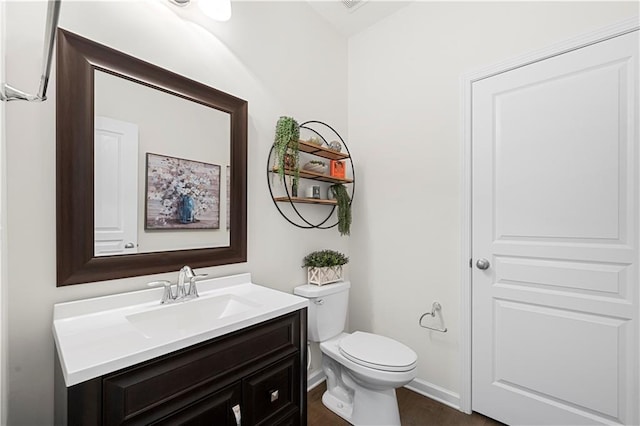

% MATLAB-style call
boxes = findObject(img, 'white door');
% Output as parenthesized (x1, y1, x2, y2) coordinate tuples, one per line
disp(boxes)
(94, 116, 139, 256)
(472, 31, 638, 425)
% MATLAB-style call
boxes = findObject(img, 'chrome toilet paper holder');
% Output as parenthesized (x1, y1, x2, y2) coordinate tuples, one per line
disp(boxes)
(418, 301, 448, 333)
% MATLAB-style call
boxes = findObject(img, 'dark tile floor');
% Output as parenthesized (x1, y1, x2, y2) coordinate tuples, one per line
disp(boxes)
(308, 382, 504, 426)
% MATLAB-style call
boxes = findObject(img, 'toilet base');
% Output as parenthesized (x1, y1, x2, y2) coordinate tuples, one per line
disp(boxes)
(322, 390, 354, 422)
(322, 385, 401, 426)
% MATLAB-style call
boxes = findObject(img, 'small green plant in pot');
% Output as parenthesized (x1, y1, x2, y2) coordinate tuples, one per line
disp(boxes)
(329, 184, 352, 236)
(302, 249, 349, 286)
(274, 116, 300, 187)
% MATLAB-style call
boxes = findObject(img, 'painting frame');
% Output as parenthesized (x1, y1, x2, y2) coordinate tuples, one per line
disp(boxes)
(145, 153, 221, 230)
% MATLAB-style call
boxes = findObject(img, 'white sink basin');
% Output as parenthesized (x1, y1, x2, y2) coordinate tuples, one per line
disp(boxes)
(126, 294, 261, 338)
(53, 273, 308, 386)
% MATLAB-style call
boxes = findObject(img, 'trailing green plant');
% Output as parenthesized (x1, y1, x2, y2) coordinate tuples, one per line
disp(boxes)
(329, 184, 352, 236)
(274, 116, 300, 187)
(302, 249, 349, 268)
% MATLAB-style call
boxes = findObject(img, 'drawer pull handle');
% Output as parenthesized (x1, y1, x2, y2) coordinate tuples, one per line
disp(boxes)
(232, 404, 241, 426)
(270, 389, 279, 403)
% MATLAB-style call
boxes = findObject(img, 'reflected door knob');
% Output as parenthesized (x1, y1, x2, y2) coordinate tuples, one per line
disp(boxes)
(476, 258, 490, 270)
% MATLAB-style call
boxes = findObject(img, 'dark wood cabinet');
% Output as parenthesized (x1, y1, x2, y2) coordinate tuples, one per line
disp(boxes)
(150, 383, 241, 426)
(58, 309, 307, 426)
(243, 355, 299, 425)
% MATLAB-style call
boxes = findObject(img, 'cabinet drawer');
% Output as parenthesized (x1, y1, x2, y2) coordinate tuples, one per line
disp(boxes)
(243, 354, 299, 426)
(103, 312, 300, 425)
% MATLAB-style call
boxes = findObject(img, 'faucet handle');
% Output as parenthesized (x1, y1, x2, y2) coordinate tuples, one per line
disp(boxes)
(186, 274, 208, 298)
(148, 280, 173, 304)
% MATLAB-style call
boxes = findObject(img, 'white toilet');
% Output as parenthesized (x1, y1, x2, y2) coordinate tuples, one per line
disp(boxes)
(294, 281, 417, 426)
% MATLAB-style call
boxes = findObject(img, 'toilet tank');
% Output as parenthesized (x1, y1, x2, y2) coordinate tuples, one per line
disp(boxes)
(293, 281, 350, 342)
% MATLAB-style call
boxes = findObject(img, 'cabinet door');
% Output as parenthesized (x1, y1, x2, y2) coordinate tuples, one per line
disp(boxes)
(150, 383, 241, 426)
(243, 354, 299, 426)
(274, 413, 298, 426)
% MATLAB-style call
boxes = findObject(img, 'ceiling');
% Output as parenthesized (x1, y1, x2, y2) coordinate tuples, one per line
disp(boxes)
(306, 0, 413, 37)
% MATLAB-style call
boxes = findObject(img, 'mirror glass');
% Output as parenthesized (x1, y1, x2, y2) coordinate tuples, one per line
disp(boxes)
(94, 71, 231, 256)
(56, 28, 247, 286)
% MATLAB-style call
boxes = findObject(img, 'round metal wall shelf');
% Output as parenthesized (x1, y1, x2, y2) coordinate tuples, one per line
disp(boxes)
(266, 120, 355, 230)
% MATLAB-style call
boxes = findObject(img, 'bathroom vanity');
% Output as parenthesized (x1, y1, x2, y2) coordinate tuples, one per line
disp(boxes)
(53, 274, 308, 425)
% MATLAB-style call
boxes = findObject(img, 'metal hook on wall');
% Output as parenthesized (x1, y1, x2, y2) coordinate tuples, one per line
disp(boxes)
(419, 301, 448, 333)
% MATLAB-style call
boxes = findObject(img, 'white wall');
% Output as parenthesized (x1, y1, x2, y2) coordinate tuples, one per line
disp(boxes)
(4, 1, 347, 424)
(347, 1, 639, 401)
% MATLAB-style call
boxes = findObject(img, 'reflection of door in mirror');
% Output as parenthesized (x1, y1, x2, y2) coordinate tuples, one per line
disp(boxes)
(94, 70, 231, 255)
(94, 117, 139, 256)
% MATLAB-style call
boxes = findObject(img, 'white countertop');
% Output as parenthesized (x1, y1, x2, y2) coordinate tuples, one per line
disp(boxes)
(53, 273, 308, 387)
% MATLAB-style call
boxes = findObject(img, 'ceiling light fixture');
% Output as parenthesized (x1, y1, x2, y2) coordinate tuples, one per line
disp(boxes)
(168, 0, 232, 22)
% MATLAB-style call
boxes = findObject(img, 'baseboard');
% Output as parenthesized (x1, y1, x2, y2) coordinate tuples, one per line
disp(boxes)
(307, 369, 326, 392)
(405, 378, 461, 411)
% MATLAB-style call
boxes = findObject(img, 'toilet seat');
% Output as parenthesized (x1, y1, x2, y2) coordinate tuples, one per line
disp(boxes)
(338, 331, 417, 372)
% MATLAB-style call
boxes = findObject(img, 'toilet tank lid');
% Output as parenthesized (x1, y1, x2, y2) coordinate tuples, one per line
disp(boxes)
(293, 281, 350, 298)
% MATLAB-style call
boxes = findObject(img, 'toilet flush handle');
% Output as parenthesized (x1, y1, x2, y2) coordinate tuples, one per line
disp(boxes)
(314, 299, 324, 305)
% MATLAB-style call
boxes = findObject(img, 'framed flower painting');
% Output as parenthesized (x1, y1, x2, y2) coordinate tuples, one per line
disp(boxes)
(145, 153, 221, 230)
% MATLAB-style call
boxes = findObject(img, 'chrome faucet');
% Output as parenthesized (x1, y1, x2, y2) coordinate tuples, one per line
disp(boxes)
(177, 265, 195, 299)
(148, 266, 208, 304)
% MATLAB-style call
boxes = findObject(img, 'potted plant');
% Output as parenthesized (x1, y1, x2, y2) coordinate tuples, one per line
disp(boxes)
(302, 249, 349, 286)
(329, 184, 352, 236)
(274, 116, 300, 187)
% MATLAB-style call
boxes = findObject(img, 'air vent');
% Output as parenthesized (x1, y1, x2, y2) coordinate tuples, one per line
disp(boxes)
(341, 0, 368, 13)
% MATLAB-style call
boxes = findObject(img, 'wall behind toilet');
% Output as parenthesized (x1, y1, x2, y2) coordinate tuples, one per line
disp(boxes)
(347, 1, 638, 399)
(4, 2, 347, 424)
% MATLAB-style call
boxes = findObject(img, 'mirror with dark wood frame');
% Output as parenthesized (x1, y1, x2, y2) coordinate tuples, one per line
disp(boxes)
(56, 28, 247, 286)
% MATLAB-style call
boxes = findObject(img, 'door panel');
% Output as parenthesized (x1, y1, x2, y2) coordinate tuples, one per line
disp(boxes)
(472, 30, 638, 425)
(494, 256, 627, 297)
(494, 300, 623, 418)
(495, 60, 625, 242)
(94, 116, 139, 256)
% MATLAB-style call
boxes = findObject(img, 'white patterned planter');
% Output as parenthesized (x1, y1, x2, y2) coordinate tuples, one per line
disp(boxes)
(307, 266, 343, 286)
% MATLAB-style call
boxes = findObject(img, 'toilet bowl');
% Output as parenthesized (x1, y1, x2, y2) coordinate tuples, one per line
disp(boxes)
(321, 332, 417, 425)
(294, 282, 418, 426)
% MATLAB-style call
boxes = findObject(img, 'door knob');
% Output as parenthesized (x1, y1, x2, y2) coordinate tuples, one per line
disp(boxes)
(476, 258, 490, 270)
